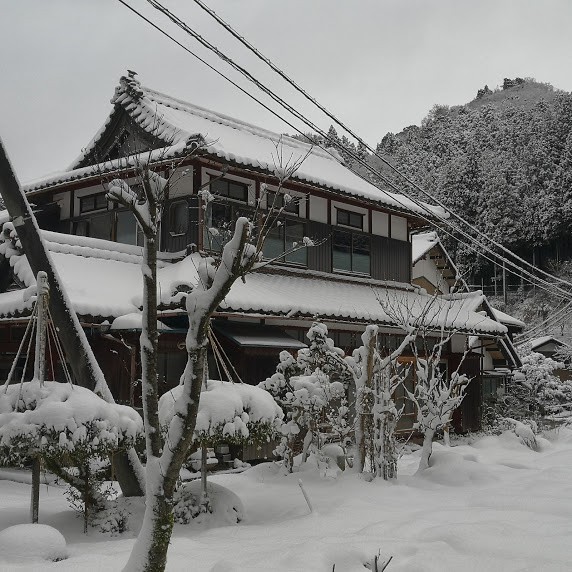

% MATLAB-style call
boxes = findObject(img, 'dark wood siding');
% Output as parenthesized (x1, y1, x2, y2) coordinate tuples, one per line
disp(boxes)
(163, 195, 199, 252)
(307, 221, 332, 273)
(371, 236, 411, 283)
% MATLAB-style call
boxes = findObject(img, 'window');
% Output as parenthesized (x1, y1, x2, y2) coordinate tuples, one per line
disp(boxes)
(264, 219, 307, 265)
(203, 201, 253, 252)
(168, 200, 189, 236)
(116, 210, 144, 246)
(87, 212, 113, 241)
(337, 208, 363, 229)
(394, 359, 416, 431)
(266, 191, 300, 215)
(79, 193, 108, 214)
(332, 230, 370, 274)
(209, 176, 249, 202)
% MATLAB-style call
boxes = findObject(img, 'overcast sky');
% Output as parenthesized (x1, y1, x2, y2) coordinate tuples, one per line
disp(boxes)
(1, 0, 572, 183)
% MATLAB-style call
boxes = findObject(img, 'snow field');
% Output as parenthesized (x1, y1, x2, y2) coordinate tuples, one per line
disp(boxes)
(1, 428, 572, 570)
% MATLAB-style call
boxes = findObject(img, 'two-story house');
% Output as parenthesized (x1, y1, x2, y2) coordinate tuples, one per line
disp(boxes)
(0, 72, 510, 432)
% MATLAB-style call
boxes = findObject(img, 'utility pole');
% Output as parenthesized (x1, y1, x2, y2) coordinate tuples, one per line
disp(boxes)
(503, 261, 507, 306)
(0, 138, 143, 497)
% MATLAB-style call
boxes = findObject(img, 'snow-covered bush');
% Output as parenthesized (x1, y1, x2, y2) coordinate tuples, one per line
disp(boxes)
(0, 381, 143, 459)
(159, 379, 282, 446)
(92, 497, 131, 536)
(172, 480, 244, 525)
(0, 381, 143, 529)
(260, 322, 353, 472)
(160, 379, 282, 504)
(494, 352, 572, 427)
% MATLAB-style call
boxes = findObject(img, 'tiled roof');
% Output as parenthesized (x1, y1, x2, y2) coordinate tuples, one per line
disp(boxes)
(0, 230, 505, 335)
(24, 74, 446, 221)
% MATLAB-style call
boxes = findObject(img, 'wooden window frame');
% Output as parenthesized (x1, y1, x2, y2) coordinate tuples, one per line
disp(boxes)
(336, 207, 363, 229)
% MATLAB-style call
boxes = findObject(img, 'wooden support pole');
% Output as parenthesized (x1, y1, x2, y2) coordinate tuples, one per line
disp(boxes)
(30, 457, 40, 523)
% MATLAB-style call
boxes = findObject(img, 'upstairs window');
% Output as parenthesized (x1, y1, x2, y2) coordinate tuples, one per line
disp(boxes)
(79, 193, 108, 214)
(116, 210, 144, 246)
(203, 202, 253, 253)
(266, 191, 300, 215)
(168, 200, 189, 236)
(337, 208, 363, 230)
(209, 176, 248, 202)
(332, 230, 370, 274)
(263, 219, 307, 266)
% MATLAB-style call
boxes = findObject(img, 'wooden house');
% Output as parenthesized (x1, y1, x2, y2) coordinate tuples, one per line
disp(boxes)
(0, 73, 514, 434)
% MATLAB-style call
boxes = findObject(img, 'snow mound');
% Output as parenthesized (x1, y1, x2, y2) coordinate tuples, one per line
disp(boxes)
(0, 524, 68, 562)
(173, 480, 244, 526)
(413, 445, 496, 486)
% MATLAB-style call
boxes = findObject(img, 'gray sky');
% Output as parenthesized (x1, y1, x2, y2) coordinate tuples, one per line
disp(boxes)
(1, 0, 572, 183)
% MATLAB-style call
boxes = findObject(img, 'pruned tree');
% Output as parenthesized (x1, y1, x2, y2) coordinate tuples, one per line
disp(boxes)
(115, 145, 313, 571)
(350, 324, 414, 479)
(407, 342, 470, 471)
(375, 288, 478, 473)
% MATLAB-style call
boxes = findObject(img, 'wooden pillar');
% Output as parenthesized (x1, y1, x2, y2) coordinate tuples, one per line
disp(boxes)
(30, 457, 40, 523)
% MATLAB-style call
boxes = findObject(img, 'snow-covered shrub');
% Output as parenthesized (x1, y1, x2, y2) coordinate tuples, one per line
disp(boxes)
(0, 381, 143, 530)
(160, 380, 282, 499)
(0, 381, 143, 459)
(502, 417, 539, 450)
(172, 480, 244, 525)
(260, 322, 354, 472)
(159, 379, 282, 447)
(520, 352, 572, 416)
(92, 497, 131, 536)
(495, 352, 572, 426)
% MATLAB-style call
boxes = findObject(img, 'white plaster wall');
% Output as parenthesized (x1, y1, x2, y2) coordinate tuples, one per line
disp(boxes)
(371, 210, 389, 237)
(309, 195, 328, 223)
(451, 334, 467, 354)
(53, 192, 71, 220)
(391, 214, 408, 241)
(413, 258, 450, 294)
(482, 348, 494, 370)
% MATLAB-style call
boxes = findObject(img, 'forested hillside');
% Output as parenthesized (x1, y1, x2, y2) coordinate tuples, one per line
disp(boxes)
(372, 79, 572, 282)
(374, 79, 572, 286)
(307, 79, 572, 293)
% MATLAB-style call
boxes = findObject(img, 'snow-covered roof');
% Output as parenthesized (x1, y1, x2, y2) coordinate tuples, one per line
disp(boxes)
(23, 74, 445, 221)
(490, 307, 526, 329)
(529, 336, 569, 351)
(0, 230, 505, 335)
(411, 231, 440, 263)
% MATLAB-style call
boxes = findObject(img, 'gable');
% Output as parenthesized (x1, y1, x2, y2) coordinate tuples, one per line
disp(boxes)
(73, 109, 163, 169)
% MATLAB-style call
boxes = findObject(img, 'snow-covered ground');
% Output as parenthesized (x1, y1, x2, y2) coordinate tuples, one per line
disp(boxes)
(2, 428, 572, 571)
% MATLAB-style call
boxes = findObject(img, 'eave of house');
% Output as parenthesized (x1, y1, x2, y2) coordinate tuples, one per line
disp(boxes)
(0, 230, 506, 337)
(22, 73, 446, 224)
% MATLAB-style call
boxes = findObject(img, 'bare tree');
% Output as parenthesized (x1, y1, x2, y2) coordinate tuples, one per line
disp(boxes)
(114, 146, 312, 571)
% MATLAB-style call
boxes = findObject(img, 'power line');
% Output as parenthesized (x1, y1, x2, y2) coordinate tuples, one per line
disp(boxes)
(189, 0, 572, 294)
(118, 0, 572, 302)
(193, 0, 572, 300)
(142, 0, 572, 300)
